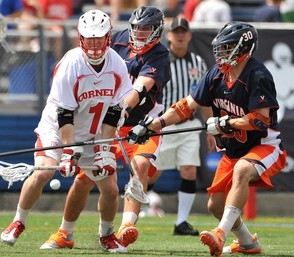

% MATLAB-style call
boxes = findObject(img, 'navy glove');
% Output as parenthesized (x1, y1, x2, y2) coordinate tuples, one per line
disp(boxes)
(128, 115, 154, 145)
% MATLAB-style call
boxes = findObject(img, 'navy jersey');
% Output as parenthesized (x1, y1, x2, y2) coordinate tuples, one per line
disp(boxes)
(111, 29, 171, 126)
(191, 57, 282, 158)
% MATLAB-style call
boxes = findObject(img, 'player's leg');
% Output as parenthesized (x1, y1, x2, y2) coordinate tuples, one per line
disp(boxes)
(222, 145, 286, 255)
(116, 154, 149, 246)
(97, 174, 127, 253)
(139, 170, 164, 218)
(174, 126, 201, 236)
(174, 165, 199, 236)
(199, 155, 232, 256)
(117, 136, 160, 247)
(40, 172, 95, 249)
(1, 155, 57, 245)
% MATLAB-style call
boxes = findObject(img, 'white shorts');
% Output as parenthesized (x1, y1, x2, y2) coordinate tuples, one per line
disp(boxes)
(35, 132, 109, 182)
(155, 118, 202, 170)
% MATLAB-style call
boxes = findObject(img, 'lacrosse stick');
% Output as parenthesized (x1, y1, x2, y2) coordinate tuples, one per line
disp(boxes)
(0, 125, 206, 157)
(0, 160, 123, 188)
(116, 130, 150, 204)
(0, 14, 15, 53)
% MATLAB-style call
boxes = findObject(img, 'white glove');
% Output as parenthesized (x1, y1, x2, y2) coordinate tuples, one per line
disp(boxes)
(206, 115, 234, 135)
(117, 101, 132, 129)
(93, 144, 117, 177)
(128, 115, 154, 145)
(60, 146, 83, 177)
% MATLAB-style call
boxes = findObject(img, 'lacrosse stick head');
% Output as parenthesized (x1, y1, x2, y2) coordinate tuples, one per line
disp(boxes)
(124, 177, 150, 204)
(0, 161, 33, 188)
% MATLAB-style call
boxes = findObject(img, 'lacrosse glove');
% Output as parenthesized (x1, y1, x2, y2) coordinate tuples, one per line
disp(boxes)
(206, 115, 235, 135)
(93, 144, 117, 177)
(128, 115, 154, 145)
(60, 146, 83, 177)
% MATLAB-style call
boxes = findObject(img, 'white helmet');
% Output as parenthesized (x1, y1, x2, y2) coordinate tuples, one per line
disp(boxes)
(78, 10, 112, 65)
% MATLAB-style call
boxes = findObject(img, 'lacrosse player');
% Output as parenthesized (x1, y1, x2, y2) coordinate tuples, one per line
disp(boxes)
(127, 21, 287, 256)
(113, 6, 170, 247)
(1, 9, 133, 253)
(39, 5, 170, 250)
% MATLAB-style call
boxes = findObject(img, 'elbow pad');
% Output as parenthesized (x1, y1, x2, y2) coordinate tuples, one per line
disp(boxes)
(247, 112, 270, 131)
(57, 107, 74, 129)
(103, 105, 122, 127)
(133, 84, 147, 103)
(171, 98, 194, 121)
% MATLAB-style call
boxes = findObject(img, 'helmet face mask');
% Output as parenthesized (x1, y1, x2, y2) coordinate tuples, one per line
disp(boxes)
(129, 24, 161, 54)
(212, 21, 258, 74)
(78, 10, 112, 65)
(128, 6, 164, 54)
(79, 35, 110, 65)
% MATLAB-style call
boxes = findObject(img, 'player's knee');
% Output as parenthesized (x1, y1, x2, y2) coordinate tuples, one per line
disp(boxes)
(207, 202, 223, 220)
(31, 169, 55, 187)
(74, 174, 95, 192)
(179, 178, 196, 193)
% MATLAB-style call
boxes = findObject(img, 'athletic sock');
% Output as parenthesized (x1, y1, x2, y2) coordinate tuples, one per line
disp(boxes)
(99, 218, 114, 236)
(60, 217, 76, 234)
(218, 205, 241, 236)
(232, 220, 255, 245)
(121, 211, 138, 225)
(13, 204, 31, 225)
(176, 191, 196, 225)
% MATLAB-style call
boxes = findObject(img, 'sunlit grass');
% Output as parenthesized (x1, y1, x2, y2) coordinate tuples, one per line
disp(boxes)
(1, 212, 294, 256)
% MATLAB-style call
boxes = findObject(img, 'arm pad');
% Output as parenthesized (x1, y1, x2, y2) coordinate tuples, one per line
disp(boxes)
(103, 105, 122, 127)
(247, 111, 270, 131)
(57, 107, 74, 129)
(133, 84, 147, 102)
(171, 98, 194, 122)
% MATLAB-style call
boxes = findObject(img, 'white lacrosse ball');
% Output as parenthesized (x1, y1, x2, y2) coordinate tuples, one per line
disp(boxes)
(50, 179, 61, 190)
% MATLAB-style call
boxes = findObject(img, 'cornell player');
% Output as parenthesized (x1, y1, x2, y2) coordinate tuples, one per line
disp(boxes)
(127, 21, 287, 256)
(1, 10, 133, 253)
(38, 6, 170, 250)
(146, 17, 215, 236)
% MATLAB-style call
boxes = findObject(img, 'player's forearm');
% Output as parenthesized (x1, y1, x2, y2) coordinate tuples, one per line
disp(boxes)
(148, 108, 182, 132)
(59, 124, 75, 144)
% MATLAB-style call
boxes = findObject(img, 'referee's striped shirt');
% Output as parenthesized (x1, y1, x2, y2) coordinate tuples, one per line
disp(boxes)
(162, 51, 207, 111)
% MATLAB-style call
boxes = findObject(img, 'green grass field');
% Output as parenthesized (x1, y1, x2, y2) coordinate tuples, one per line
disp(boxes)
(0, 212, 294, 257)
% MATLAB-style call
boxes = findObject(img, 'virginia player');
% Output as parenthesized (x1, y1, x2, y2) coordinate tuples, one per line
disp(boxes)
(127, 21, 287, 256)
(38, 5, 170, 251)
(112, 6, 170, 247)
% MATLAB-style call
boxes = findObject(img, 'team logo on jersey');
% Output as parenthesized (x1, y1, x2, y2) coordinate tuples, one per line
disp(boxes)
(259, 95, 267, 103)
(77, 89, 114, 102)
(149, 67, 157, 74)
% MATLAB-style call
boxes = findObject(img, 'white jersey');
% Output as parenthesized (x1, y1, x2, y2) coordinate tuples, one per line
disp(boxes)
(35, 47, 132, 144)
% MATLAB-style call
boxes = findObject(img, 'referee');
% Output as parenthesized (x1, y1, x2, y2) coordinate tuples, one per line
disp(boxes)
(146, 17, 215, 235)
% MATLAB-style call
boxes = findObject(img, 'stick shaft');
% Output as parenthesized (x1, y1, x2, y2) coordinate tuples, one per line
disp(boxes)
(0, 125, 206, 157)
(116, 131, 135, 177)
(148, 125, 206, 137)
(32, 165, 98, 170)
(0, 136, 128, 157)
